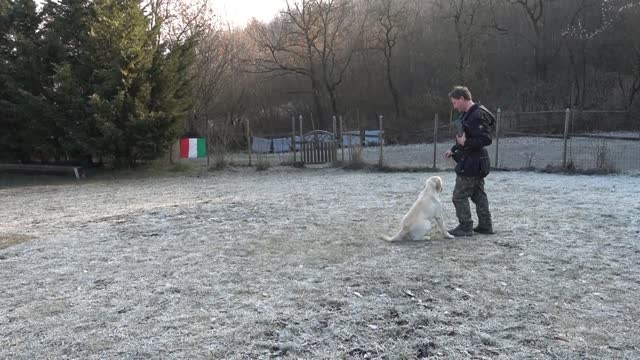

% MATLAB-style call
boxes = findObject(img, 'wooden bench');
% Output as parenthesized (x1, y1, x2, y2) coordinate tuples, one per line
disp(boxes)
(0, 164, 85, 179)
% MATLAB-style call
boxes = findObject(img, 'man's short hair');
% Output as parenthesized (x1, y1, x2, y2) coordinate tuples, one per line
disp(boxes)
(449, 86, 472, 101)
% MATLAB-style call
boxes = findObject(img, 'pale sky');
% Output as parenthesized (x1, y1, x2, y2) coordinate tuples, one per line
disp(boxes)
(35, 0, 286, 28)
(213, 0, 284, 27)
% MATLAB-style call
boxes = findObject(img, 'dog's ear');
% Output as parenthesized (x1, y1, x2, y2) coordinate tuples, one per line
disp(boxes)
(426, 176, 442, 192)
(434, 176, 442, 192)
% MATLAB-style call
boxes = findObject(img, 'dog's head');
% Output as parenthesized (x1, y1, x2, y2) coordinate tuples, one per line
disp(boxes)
(425, 176, 443, 193)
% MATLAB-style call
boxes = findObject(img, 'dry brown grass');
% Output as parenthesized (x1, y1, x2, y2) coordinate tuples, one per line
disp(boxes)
(0, 233, 35, 250)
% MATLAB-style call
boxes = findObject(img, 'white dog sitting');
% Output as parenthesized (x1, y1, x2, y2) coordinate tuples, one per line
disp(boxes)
(382, 176, 454, 242)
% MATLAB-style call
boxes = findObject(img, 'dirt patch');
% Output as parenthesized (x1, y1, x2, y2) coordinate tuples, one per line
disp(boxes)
(0, 233, 35, 250)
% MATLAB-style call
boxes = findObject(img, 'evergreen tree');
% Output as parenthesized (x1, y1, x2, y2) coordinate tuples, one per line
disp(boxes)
(0, 1, 14, 159)
(1, 0, 196, 165)
(89, 0, 196, 166)
(0, 0, 46, 161)
(40, 0, 97, 163)
(145, 37, 197, 161)
(88, 0, 160, 166)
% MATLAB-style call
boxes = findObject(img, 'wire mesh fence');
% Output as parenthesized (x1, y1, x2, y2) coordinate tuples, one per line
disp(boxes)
(496, 110, 639, 172)
(179, 109, 639, 173)
(359, 109, 639, 173)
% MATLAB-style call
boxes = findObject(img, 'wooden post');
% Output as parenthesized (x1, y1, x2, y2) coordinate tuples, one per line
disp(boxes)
(347, 116, 353, 162)
(339, 115, 344, 162)
(206, 119, 211, 167)
(169, 141, 174, 164)
(299, 115, 303, 163)
(332, 116, 337, 164)
(358, 108, 364, 146)
(333, 139, 337, 162)
(292, 116, 296, 163)
(433, 113, 438, 169)
(246, 118, 252, 166)
(378, 115, 384, 167)
(494, 108, 501, 168)
(332, 115, 337, 138)
(562, 108, 570, 168)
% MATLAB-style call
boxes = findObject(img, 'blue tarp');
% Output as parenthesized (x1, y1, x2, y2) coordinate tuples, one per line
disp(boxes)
(251, 137, 272, 153)
(254, 136, 303, 153)
(272, 138, 290, 153)
(342, 133, 359, 147)
(364, 130, 383, 145)
(342, 130, 383, 147)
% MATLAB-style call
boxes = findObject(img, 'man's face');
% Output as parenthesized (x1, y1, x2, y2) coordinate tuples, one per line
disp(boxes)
(450, 97, 465, 112)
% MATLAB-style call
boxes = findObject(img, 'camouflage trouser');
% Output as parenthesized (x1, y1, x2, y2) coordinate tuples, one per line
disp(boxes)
(452, 175, 491, 225)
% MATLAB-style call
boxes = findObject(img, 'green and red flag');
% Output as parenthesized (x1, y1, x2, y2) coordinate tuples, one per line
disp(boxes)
(180, 138, 206, 158)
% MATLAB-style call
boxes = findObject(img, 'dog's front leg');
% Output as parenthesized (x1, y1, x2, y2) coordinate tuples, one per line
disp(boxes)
(436, 216, 454, 238)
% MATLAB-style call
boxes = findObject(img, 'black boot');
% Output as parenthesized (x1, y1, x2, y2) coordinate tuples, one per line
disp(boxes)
(473, 218, 494, 234)
(449, 221, 473, 237)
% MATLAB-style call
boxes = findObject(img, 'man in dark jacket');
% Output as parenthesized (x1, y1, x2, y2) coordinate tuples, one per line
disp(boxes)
(445, 86, 495, 236)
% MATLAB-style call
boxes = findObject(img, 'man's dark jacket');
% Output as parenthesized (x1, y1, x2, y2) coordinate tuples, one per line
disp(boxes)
(451, 104, 495, 177)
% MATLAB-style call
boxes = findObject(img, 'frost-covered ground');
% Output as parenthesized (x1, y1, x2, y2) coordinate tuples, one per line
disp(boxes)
(1, 168, 640, 359)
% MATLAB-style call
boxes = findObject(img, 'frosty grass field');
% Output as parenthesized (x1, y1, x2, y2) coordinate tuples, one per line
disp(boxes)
(1, 164, 640, 359)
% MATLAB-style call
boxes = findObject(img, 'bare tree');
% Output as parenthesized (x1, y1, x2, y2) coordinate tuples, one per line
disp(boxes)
(561, 0, 607, 107)
(506, 0, 566, 82)
(433, 0, 480, 83)
(370, 0, 406, 120)
(610, 3, 640, 110)
(192, 27, 251, 165)
(314, 0, 360, 118)
(141, 0, 213, 44)
(194, 0, 640, 136)
(248, 1, 327, 127)
(562, 0, 640, 109)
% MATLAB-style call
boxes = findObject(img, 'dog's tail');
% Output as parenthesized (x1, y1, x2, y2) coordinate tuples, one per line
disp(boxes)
(381, 230, 404, 242)
(381, 234, 394, 242)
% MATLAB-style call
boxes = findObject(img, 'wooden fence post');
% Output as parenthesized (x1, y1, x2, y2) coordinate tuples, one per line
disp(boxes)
(246, 118, 252, 166)
(339, 116, 344, 162)
(292, 116, 296, 163)
(433, 113, 438, 169)
(563, 108, 570, 168)
(494, 108, 501, 168)
(378, 115, 384, 167)
(299, 115, 303, 163)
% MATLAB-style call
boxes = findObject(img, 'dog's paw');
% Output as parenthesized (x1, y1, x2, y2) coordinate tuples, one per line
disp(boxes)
(445, 233, 455, 239)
